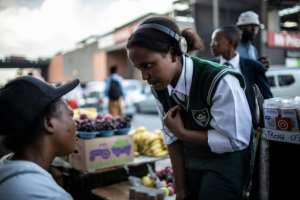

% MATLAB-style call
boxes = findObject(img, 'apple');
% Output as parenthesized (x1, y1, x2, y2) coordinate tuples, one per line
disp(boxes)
(96, 114, 103, 120)
(167, 182, 174, 188)
(79, 114, 88, 120)
(156, 170, 162, 178)
(142, 175, 155, 188)
(104, 113, 113, 121)
(166, 175, 173, 183)
(165, 166, 173, 175)
(160, 186, 169, 196)
(168, 186, 175, 195)
(157, 180, 167, 188)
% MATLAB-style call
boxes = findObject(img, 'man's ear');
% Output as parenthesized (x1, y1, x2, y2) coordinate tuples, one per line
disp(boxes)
(43, 116, 55, 134)
(228, 40, 235, 49)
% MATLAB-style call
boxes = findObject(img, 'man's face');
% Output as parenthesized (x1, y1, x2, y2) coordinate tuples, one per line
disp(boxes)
(128, 46, 178, 91)
(51, 101, 76, 155)
(210, 31, 231, 57)
(239, 24, 259, 41)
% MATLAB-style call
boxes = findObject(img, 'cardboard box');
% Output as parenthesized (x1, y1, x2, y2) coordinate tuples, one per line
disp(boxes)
(70, 135, 134, 172)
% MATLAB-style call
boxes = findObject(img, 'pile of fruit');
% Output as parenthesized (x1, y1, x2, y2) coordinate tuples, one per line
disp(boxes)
(141, 166, 175, 197)
(76, 113, 131, 132)
(73, 108, 98, 119)
(132, 127, 168, 157)
(114, 117, 131, 129)
(76, 114, 95, 132)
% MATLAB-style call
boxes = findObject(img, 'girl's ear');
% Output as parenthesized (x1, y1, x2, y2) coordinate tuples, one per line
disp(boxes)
(43, 116, 55, 135)
(169, 47, 178, 63)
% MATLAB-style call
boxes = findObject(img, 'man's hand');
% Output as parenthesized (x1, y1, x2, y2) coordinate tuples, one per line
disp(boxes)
(258, 56, 270, 69)
(164, 105, 185, 139)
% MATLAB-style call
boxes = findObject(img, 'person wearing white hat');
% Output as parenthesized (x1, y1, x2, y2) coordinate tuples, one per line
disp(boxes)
(236, 11, 269, 69)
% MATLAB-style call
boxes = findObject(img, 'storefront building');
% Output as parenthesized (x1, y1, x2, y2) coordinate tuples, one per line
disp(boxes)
(192, 0, 300, 67)
(267, 1, 300, 67)
(48, 11, 194, 82)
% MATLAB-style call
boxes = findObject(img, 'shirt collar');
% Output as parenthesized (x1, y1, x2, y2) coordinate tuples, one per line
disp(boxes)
(167, 55, 193, 96)
(219, 52, 240, 70)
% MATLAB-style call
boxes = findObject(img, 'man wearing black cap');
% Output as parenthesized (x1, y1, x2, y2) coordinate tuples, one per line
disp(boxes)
(0, 76, 79, 200)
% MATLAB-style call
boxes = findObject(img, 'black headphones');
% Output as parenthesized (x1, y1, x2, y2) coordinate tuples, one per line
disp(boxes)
(135, 23, 188, 55)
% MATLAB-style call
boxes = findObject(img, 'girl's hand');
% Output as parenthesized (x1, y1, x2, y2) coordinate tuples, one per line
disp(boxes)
(164, 105, 185, 139)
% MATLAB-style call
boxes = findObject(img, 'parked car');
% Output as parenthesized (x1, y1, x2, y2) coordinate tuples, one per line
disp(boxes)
(63, 84, 85, 107)
(84, 81, 105, 97)
(266, 67, 300, 97)
(82, 80, 139, 117)
(135, 85, 158, 114)
(83, 81, 106, 111)
(123, 79, 146, 104)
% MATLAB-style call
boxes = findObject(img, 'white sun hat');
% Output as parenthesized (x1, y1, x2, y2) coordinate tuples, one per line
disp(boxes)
(237, 11, 261, 26)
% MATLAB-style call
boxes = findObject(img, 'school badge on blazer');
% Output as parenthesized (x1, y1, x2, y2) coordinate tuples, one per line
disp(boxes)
(192, 108, 210, 127)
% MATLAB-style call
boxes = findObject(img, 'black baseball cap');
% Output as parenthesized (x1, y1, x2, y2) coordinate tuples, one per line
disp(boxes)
(0, 76, 80, 134)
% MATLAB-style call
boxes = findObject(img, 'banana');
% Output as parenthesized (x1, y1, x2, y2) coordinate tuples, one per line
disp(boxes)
(143, 143, 163, 155)
(148, 138, 162, 146)
(153, 150, 168, 157)
(149, 147, 165, 155)
(135, 127, 146, 133)
(132, 127, 168, 157)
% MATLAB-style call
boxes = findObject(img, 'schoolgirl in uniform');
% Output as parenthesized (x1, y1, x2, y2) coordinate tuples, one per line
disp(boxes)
(127, 16, 252, 200)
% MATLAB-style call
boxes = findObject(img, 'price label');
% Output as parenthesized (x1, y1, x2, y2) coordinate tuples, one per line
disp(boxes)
(262, 128, 300, 144)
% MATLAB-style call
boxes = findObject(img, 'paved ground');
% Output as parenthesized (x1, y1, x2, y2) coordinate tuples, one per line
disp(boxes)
(131, 113, 162, 132)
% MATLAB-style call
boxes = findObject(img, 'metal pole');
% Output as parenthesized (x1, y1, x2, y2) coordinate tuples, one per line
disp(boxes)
(260, 0, 267, 58)
(212, 0, 219, 29)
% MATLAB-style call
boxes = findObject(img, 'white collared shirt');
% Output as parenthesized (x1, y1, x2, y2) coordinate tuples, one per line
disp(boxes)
(219, 52, 241, 73)
(154, 55, 252, 153)
(167, 56, 192, 95)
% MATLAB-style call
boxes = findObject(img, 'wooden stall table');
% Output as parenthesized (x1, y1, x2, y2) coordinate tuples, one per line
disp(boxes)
(90, 156, 170, 200)
(92, 181, 130, 200)
(51, 155, 170, 200)
(92, 181, 176, 200)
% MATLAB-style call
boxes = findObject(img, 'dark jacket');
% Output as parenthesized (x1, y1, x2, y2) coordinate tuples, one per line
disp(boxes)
(212, 56, 273, 125)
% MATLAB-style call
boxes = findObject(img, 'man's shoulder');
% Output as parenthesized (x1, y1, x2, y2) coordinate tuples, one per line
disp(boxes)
(237, 42, 247, 48)
(240, 56, 264, 67)
(3, 170, 70, 199)
(112, 74, 124, 82)
(0, 160, 72, 199)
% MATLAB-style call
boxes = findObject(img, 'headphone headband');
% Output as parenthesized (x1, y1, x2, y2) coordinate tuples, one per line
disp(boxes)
(137, 23, 181, 41)
(135, 23, 187, 54)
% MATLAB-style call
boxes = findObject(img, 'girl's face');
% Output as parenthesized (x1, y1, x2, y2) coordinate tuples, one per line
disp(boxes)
(128, 46, 179, 91)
